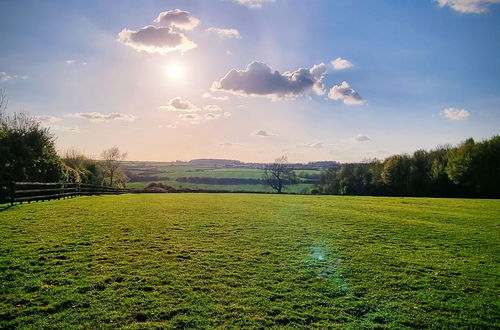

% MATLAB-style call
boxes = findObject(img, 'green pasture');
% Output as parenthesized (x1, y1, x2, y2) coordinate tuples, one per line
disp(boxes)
(1, 194, 498, 328)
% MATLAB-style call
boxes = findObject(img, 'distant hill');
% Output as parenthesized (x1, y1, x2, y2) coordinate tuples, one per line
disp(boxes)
(188, 159, 243, 166)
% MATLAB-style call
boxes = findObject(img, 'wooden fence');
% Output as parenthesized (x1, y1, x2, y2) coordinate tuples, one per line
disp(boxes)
(0, 182, 128, 206)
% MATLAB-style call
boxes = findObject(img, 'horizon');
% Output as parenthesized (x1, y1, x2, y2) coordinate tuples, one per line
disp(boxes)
(1, 0, 499, 163)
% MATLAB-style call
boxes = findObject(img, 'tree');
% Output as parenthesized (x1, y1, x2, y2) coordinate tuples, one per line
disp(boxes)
(100, 147, 127, 188)
(262, 156, 297, 193)
(381, 154, 411, 196)
(61, 148, 103, 185)
(0, 99, 64, 183)
(0, 88, 7, 116)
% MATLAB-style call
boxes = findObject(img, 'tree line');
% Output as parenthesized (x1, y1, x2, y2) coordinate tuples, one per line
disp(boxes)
(316, 136, 500, 198)
(0, 89, 128, 187)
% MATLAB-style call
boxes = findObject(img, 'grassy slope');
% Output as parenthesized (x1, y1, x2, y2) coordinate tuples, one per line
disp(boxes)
(122, 163, 321, 191)
(126, 181, 314, 193)
(0, 194, 499, 328)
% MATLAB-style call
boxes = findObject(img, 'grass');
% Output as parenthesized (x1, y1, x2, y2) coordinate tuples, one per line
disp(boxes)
(121, 162, 321, 192)
(126, 181, 314, 193)
(1, 194, 499, 328)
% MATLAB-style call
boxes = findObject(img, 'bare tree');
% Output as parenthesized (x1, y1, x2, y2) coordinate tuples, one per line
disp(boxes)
(100, 147, 127, 188)
(262, 155, 298, 193)
(0, 88, 8, 119)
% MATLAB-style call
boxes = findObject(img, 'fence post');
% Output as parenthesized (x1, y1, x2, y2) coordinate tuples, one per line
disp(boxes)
(9, 181, 15, 206)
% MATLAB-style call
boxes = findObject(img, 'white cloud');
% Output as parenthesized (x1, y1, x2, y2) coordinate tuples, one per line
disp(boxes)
(328, 81, 365, 105)
(211, 61, 327, 99)
(230, 0, 275, 8)
(0, 72, 13, 82)
(35, 115, 62, 123)
(223, 112, 231, 117)
(159, 122, 179, 129)
(354, 134, 371, 142)
(178, 113, 203, 124)
(206, 27, 241, 39)
(35, 115, 79, 132)
(118, 26, 196, 54)
(252, 130, 275, 137)
(203, 104, 223, 112)
(65, 60, 87, 65)
(65, 112, 136, 122)
(160, 97, 200, 112)
(154, 9, 200, 30)
(331, 57, 354, 70)
(435, 0, 500, 13)
(0, 72, 25, 81)
(441, 107, 470, 120)
(202, 92, 229, 100)
(204, 113, 221, 120)
(297, 142, 325, 148)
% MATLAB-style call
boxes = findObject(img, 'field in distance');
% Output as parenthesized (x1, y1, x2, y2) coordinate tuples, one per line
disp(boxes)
(121, 159, 327, 193)
(1, 194, 499, 328)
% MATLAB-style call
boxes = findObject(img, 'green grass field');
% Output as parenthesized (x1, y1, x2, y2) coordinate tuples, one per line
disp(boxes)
(1, 194, 499, 328)
(121, 162, 322, 191)
(126, 181, 314, 193)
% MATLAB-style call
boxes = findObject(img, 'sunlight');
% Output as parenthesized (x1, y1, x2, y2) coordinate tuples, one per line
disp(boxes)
(167, 63, 183, 79)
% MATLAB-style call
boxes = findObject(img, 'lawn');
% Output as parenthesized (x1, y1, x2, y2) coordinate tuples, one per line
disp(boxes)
(1, 194, 499, 328)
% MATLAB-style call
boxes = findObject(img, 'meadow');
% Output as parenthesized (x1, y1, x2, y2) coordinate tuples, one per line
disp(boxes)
(1, 194, 499, 328)
(121, 162, 321, 193)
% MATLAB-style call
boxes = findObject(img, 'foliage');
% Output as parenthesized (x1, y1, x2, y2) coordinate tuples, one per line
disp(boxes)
(61, 149, 103, 185)
(0, 112, 64, 183)
(1, 194, 498, 328)
(318, 135, 500, 198)
(100, 147, 128, 188)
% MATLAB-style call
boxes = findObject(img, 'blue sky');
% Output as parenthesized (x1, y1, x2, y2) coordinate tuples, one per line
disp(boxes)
(1, 0, 499, 162)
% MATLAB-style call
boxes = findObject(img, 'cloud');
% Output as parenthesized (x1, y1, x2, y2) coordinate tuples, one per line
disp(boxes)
(203, 104, 223, 112)
(118, 26, 196, 54)
(204, 113, 221, 120)
(158, 121, 179, 129)
(206, 27, 241, 39)
(354, 134, 371, 142)
(328, 81, 365, 105)
(65, 112, 136, 122)
(211, 61, 327, 99)
(331, 57, 354, 70)
(441, 107, 470, 120)
(154, 9, 200, 30)
(297, 142, 325, 148)
(202, 92, 229, 100)
(178, 113, 203, 124)
(223, 112, 231, 117)
(252, 130, 275, 137)
(160, 97, 200, 112)
(35, 115, 62, 123)
(0, 72, 13, 82)
(35, 115, 79, 132)
(230, 0, 275, 8)
(0, 72, 26, 81)
(435, 0, 500, 13)
(65, 60, 87, 65)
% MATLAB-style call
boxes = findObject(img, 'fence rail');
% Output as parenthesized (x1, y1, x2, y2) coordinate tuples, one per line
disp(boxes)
(0, 182, 128, 205)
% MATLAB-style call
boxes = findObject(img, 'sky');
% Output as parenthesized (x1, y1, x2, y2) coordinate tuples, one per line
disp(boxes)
(0, 0, 499, 163)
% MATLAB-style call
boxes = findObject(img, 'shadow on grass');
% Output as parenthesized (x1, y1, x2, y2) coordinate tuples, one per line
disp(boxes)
(0, 204, 13, 212)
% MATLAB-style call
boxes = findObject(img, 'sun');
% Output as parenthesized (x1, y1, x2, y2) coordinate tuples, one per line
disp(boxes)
(167, 63, 183, 79)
